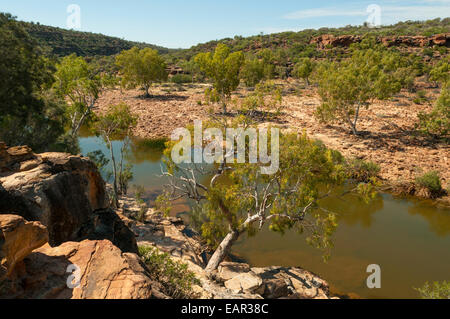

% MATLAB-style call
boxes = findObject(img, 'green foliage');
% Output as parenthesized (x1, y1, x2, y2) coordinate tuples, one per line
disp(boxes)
(415, 171, 443, 196)
(21, 20, 171, 57)
(93, 103, 138, 207)
(165, 130, 348, 262)
(240, 56, 266, 87)
(293, 58, 315, 85)
(429, 56, 449, 86)
(94, 103, 138, 141)
(238, 81, 283, 119)
(417, 83, 449, 138)
(87, 150, 110, 173)
(170, 74, 192, 84)
(0, 13, 69, 152)
(415, 281, 450, 299)
(347, 159, 381, 183)
(138, 245, 200, 299)
(194, 44, 244, 113)
(168, 18, 449, 69)
(54, 54, 102, 136)
(204, 87, 220, 105)
(116, 47, 168, 97)
(134, 185, 148, 222)
(315, 41, 404, 135)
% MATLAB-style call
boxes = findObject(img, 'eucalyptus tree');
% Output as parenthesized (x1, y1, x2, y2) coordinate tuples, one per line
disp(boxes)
(159, 119, 356, 272)
(194, 44, 244, 113)
(294, 57, 315, 86)
(93, 103, 138, 208)
(315, 44, 404, 135)
(116, 47, 168, 98)
(54, 54, 102, 137)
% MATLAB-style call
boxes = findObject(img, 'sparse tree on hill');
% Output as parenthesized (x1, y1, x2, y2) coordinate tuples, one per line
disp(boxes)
(194, 44, 244, 113)
(417, 83, 449, 139)
(294, 57, 315, 86)
(241, 56, 265, 87)
(315, 45, 403, 135)
(116, 47, 168, 98)
(429, 57, 449, 88)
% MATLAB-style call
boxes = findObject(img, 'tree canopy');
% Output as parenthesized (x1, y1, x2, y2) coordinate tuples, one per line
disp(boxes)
(54, 54, 102, 137)
(194, 44, 244, 113)
(116, 47, 168, 97)
(0, 13, 67, 152)
(315, 41, 404, 135)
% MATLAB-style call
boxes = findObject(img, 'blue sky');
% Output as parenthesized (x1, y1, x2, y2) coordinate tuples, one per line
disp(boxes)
(1, 0, 449, 48)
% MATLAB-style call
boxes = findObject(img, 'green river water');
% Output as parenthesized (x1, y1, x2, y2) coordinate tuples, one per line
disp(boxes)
(79, 135, 450, 299)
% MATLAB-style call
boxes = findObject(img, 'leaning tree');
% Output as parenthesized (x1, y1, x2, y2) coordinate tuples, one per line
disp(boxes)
(158, 118, 363, 272)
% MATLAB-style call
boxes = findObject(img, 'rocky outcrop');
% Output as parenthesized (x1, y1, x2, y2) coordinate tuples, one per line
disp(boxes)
(1, 240, 157, 299)
(0, 215, 48, 279)
(310, 33, 450, 49)
(218, 263, 331, 299)
(119, 197, 336, 299)
(0, 144, 137, 253)
(311, 34, 362, 49)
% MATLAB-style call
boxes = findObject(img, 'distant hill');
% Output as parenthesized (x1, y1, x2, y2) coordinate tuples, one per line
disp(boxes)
(170, 18, 450, 60)
(20, 21, 174, 57)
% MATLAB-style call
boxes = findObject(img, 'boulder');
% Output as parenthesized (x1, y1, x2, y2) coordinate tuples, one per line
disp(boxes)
(0, 145, 137, 253)
(218, 262, 251, 281)
(1, 240, 155, 299)
(0, 215, 48, 279)
(252, 266, 330, 299)
(224, 272, 263, 294)
(431, 33, 450, 46)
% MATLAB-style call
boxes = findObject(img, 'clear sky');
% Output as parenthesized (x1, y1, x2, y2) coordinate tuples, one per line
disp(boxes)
(1, 0, 449, 48)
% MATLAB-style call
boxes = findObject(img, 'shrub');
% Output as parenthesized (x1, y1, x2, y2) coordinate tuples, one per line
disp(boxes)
(415, 281, 450, 299)
(417, 83, 449, 138)
(415, 171, 443, 197)
(134, 185, 147, 223)
(170, 74, 192, 84)
(347, 159, 381, 183)
(138, 246, 200, 299)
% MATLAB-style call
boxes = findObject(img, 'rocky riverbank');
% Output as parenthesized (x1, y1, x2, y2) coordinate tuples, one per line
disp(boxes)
(95, 83, 449, 198)
(118, 196, 336, 299)
(0, 143, 336, 299)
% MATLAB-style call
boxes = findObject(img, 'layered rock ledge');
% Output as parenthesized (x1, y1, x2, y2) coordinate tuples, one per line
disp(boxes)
(0, 143, 336, 299)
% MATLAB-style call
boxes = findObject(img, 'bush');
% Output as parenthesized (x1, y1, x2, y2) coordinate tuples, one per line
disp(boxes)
(415, 171, 443, 197)
(170, 74, 192, 84)
(347, 159, 381, 183)
(415, 281, 450, 299)
(417, 84, 449, 138)
(138, 246, 200, 299)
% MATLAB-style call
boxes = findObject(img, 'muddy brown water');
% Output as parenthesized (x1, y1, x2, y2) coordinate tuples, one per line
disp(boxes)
(79, 135, 450, 299)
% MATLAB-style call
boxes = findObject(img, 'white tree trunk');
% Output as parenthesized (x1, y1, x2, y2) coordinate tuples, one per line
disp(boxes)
(205, 229, 240, 273)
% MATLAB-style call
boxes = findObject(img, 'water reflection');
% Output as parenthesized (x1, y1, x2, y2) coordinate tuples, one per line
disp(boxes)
(408, 199, 450, 237)
(78, 135, 450, 299)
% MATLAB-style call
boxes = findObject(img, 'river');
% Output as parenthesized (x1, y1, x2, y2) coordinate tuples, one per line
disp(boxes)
(79, 134, 450, 299)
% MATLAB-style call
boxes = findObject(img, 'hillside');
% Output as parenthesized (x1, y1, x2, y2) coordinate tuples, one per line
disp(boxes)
(20, 21, 174, 57)
(169, 18, 450, 61)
